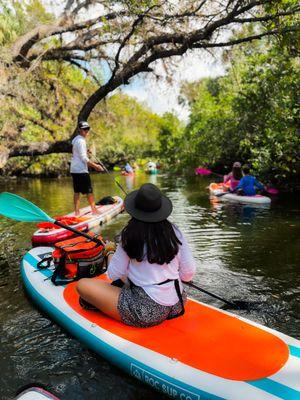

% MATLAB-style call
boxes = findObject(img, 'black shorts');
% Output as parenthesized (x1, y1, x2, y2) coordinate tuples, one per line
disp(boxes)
(71, 173, 93, 194)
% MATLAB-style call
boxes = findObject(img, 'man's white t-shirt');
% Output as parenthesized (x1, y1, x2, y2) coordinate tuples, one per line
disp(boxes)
(70, 135, 89, 173)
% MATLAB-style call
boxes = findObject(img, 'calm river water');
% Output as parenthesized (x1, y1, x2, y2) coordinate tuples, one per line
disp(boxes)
(0, 172, 299, 399)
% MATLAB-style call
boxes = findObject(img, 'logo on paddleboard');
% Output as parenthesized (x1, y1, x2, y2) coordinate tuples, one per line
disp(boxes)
(130, 364, 200, 400)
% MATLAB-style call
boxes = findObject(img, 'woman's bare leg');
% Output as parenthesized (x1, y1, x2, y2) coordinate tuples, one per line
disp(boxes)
(76, 278, 122, 321)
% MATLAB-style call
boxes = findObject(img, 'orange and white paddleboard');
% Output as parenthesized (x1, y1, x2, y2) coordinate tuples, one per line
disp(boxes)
(31, 196, 124, 246)
(21, 247, 300, 400)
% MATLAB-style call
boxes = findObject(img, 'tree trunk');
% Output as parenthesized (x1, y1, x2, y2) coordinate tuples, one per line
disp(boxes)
(8, 140, 72, 158)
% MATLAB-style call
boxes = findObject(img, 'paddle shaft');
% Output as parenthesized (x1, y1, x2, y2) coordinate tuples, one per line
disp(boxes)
(215, 191, 229, 197)
(211, 171, 224, 178)
(54, 220, 104, 245)
(93, 157, 128, 196)
(184, 281, 239, 309)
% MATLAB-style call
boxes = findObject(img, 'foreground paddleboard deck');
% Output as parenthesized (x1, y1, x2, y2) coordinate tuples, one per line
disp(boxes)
(32, 196, 124, 245)
(209, 183, 271, 205)
(21, 247, 300, 400)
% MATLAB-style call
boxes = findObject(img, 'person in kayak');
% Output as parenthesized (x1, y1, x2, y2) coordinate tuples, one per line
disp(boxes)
(124, 162, 134, 174)
(70, 121, 103, 215)
(234, 165, 265, 196)
(77, 183, 196, 327)
(147, 161, 157, 172)
(223, 162, 242, 191)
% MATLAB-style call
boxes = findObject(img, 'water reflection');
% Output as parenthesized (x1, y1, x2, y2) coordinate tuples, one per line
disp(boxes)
(210, 200, 271, 223)
(124, 175, 135, 191)
(147, 173, 158, 185)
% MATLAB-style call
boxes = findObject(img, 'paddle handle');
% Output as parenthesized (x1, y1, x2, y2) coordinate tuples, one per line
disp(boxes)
(54, 220, 105, 245)
(94, 158, 128, 196)
(183, 281, 239, 309)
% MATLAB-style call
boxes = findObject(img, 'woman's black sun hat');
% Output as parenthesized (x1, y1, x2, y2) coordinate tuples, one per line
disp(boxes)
(124, 183, 172, 223)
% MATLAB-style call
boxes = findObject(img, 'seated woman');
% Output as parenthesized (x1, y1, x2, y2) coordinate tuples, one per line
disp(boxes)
(223, 162, 242, 191)
(234, 165, 265, 196)
(77, 183, 196, 328)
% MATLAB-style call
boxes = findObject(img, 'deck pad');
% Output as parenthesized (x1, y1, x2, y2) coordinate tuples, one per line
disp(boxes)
(64, 276, 289, 381)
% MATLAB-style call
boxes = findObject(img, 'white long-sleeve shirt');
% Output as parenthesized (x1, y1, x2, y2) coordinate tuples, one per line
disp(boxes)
(70, 135, 89, 173)
(107, 228, 196, 306)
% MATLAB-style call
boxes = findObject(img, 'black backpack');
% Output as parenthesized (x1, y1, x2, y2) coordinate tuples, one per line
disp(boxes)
(96, 196, 116, 205)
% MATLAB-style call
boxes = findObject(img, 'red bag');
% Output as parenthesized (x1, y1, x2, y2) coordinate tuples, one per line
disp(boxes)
(38, 232, 106, 285)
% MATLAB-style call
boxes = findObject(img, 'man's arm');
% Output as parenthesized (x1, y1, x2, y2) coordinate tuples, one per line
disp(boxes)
(254, 178, 265, 191)
(77, 140, 103, 171)
(88, 160, 103, 171)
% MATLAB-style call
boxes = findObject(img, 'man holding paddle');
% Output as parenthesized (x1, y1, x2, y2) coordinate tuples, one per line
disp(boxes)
(70, 121, 103, 215)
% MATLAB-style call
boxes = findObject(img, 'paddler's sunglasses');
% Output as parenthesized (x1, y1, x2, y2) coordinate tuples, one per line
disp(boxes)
(81, 127, 90, 131)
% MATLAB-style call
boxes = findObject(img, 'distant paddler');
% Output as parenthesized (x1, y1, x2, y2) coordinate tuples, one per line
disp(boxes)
(121, 162, 134, 176)
(146, 161, 157, 174)
(70, 121, 103, 215)
(233, 164, 266, 196)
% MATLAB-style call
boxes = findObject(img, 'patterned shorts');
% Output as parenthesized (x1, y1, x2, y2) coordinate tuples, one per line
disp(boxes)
(117, 283, 187, 328)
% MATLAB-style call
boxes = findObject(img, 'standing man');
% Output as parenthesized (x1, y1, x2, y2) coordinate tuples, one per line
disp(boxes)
(70, 121, 103, 215)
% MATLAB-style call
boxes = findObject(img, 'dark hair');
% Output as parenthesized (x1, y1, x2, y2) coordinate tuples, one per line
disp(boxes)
(232, 166, 243, 180)
(243, 164, 251, 174)
(121, 218, 182, 265)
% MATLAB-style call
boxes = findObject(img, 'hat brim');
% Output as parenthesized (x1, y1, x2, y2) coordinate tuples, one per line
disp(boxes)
(124, 190, 173, 222)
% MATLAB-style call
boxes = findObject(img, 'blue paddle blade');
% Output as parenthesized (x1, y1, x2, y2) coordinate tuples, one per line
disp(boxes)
(0, 192, 55, 223)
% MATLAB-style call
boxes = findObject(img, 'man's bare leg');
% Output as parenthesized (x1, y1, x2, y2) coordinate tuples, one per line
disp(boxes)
(87, 193, 100, 214)
(74, 193, 80, 215)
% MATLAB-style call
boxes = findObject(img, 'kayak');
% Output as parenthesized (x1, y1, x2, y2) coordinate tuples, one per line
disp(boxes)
(209, 183, 271, 205)
(21, 247, 300, 400)
(31, 196, 123, 246)
(15, 386, 59, 400)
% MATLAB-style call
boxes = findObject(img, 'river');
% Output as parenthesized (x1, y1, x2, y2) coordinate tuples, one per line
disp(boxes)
(0, 172, 299, 399)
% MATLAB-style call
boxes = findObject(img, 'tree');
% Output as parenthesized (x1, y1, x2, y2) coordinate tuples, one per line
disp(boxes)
(158, 112, 183, 165)
(178, 24, 300, 186)
(1, 0, 299, 167)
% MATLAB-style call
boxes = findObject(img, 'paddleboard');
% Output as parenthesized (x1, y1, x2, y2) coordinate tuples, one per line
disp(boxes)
(21, 247, 300, 400)
(15, 386, 59, 400)
(31, 196, 123, 246)
(209, 183, 271, 205)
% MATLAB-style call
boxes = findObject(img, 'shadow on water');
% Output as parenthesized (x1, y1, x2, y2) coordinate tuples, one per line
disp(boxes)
(0, 173, 299, 399)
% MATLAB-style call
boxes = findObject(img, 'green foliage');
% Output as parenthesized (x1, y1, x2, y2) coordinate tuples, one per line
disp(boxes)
(0, 0, 170, 176)
(0, 1, 25, 45)
(0, 0, 53, 46)
(178, 30, 300, 186)
(90, 93, 165, 165)
(158, 112, 184, 166)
